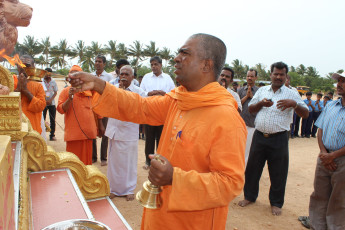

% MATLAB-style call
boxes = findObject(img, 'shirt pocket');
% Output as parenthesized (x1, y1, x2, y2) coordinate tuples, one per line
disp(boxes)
(173, 124, 208, 170)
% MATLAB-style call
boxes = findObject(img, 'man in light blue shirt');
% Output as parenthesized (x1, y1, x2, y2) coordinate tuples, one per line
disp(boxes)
(311, 93, 324, 137)
(301, 91, 315, 138)
(308, 71, 345, 229)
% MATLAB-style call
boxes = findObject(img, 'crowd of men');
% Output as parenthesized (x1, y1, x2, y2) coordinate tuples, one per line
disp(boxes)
(12, 33, 344, 230)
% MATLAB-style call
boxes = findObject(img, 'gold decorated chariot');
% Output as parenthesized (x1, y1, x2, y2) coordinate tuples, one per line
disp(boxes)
(0, 65, 132, 229)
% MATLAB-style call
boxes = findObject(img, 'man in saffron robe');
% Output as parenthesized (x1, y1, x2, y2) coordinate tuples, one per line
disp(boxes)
(57, 65, 97, 165)
(15, 55, 46, 134)
(69, 34, 246, 230)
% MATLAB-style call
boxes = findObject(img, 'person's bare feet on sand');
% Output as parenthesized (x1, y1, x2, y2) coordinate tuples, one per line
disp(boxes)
(271, 206, 282, 216)
(126, 194, 135, 201)
(238, 199, 253, 207)
(109, 193, 116, 199)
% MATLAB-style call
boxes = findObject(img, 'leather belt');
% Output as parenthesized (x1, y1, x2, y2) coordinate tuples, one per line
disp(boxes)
(257, 130, 287, 138)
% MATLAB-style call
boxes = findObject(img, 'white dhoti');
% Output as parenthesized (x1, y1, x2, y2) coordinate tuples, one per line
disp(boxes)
(245, 126, 255, 166)
(107, 139, 138, 196)
(40, 113, 47, 141)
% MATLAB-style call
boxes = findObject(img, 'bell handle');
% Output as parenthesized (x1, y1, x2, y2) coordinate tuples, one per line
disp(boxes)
(154, 154, 166, 165)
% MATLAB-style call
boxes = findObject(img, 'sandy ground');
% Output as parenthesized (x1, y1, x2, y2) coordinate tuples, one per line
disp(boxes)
(46, 80, 317, 230)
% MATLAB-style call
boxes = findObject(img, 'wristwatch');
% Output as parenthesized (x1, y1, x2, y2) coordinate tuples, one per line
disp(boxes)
(294, 102, 298, 109)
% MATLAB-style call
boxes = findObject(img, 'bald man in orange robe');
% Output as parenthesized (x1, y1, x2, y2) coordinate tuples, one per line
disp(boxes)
(15, 55, 46, 134)
(69, 34, 246, 230)
(57, 65, 97, 165)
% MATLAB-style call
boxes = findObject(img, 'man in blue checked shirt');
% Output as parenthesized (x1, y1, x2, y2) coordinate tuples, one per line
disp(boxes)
(308, 71, 345, 229)
(238, 62, 309, 216)
(311, 93, 324, 138)
(301, 91, 315, 138)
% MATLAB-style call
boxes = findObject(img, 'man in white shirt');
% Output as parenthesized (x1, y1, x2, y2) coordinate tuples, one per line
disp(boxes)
(238, 62, 309, 216)
(140, 56, 175, 169)
(42, 67, 58, 141)
(91, 55, 114, 166)
(106, 65, 159, 201)
(218, 67, 242, 112)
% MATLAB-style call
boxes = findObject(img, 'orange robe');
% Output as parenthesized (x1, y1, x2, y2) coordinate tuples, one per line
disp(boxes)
(57, 87, 97, 165)
(13, 75, 18, 90)
(20, 81, 46, 134)
(92, 82, 247, 230)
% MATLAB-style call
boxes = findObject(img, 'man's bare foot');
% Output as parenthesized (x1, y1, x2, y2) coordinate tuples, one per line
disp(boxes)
(126, 194, 134, 201)
(271, 206, 282, 216)
(238, 199, 253, 207)
(109, 193, 116, 199)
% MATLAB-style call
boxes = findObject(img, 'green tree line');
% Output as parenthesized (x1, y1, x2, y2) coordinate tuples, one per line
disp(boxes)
(3, 35, 341, 93)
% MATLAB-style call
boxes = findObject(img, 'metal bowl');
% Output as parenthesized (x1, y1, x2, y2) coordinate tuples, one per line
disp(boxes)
(41, 219, 111, 230)
(23, 67, 47, 81)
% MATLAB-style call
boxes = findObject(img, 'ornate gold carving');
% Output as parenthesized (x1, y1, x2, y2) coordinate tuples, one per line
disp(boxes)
(23, 131, 110, 200)
(0, 64, 109, 229)
(0, 136, 15, 230)
(18, 138, 30, 230)
(0, 65, 14, 92)
(0, 92, 22, 132)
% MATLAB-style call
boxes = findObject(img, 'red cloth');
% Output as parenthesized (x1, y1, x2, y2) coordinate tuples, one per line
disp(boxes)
(66, 140, 92, 165)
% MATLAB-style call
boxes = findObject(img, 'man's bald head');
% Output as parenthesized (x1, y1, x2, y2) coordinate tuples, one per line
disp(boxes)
(20, 54, 35, 67)
(189, 33, 227, 79)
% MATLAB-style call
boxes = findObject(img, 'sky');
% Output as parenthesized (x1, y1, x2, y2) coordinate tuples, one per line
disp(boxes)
(17, 0, 345, 77)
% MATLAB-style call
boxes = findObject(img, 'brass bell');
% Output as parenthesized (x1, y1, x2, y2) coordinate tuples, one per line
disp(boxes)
(136, 181, 162, 209)
(136, 155, 165, 209)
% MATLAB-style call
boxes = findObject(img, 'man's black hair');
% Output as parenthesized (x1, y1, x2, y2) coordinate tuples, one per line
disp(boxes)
(306, 92, 312, 96)
(116, 59, 130, 68)
(248, 68, 258, 77)
(45, 67, 53, 72)
(95, 54, 106, 63)
(270, 62, 289, 74)
(150, 56, 162, 64)
(317, 93, 323, 97)
(222, 67, 234, 79)
(259, 82, 265, 86)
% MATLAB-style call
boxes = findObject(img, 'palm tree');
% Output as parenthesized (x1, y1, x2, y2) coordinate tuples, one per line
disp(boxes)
(50, 54, 65, 70)
(255, 63, 270, 80)
(35, 55, 49, 69)
(104, 40, 118, 66)
(116, 43, 128, 60)
(40, 37, 51, 68)
(160, 47, 172, 68)
(81, 50, 95, 72)
(88, 41, 104, 58)
(296, 64, 306, 76)
(72, 40, 87, 65)
(306, 66, 319, 77)
(50, 39, 73, 69)
(144, 41, 160, 58)
(21, 35, 43, 58)
(290, 65, 296, 73)
(128, 40, 144, 72)
(231, 59, 246, 79)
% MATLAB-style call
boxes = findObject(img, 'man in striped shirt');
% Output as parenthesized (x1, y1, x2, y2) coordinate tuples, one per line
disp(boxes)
(308, 71, 345, 229)
(238, 62, 309, 216)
